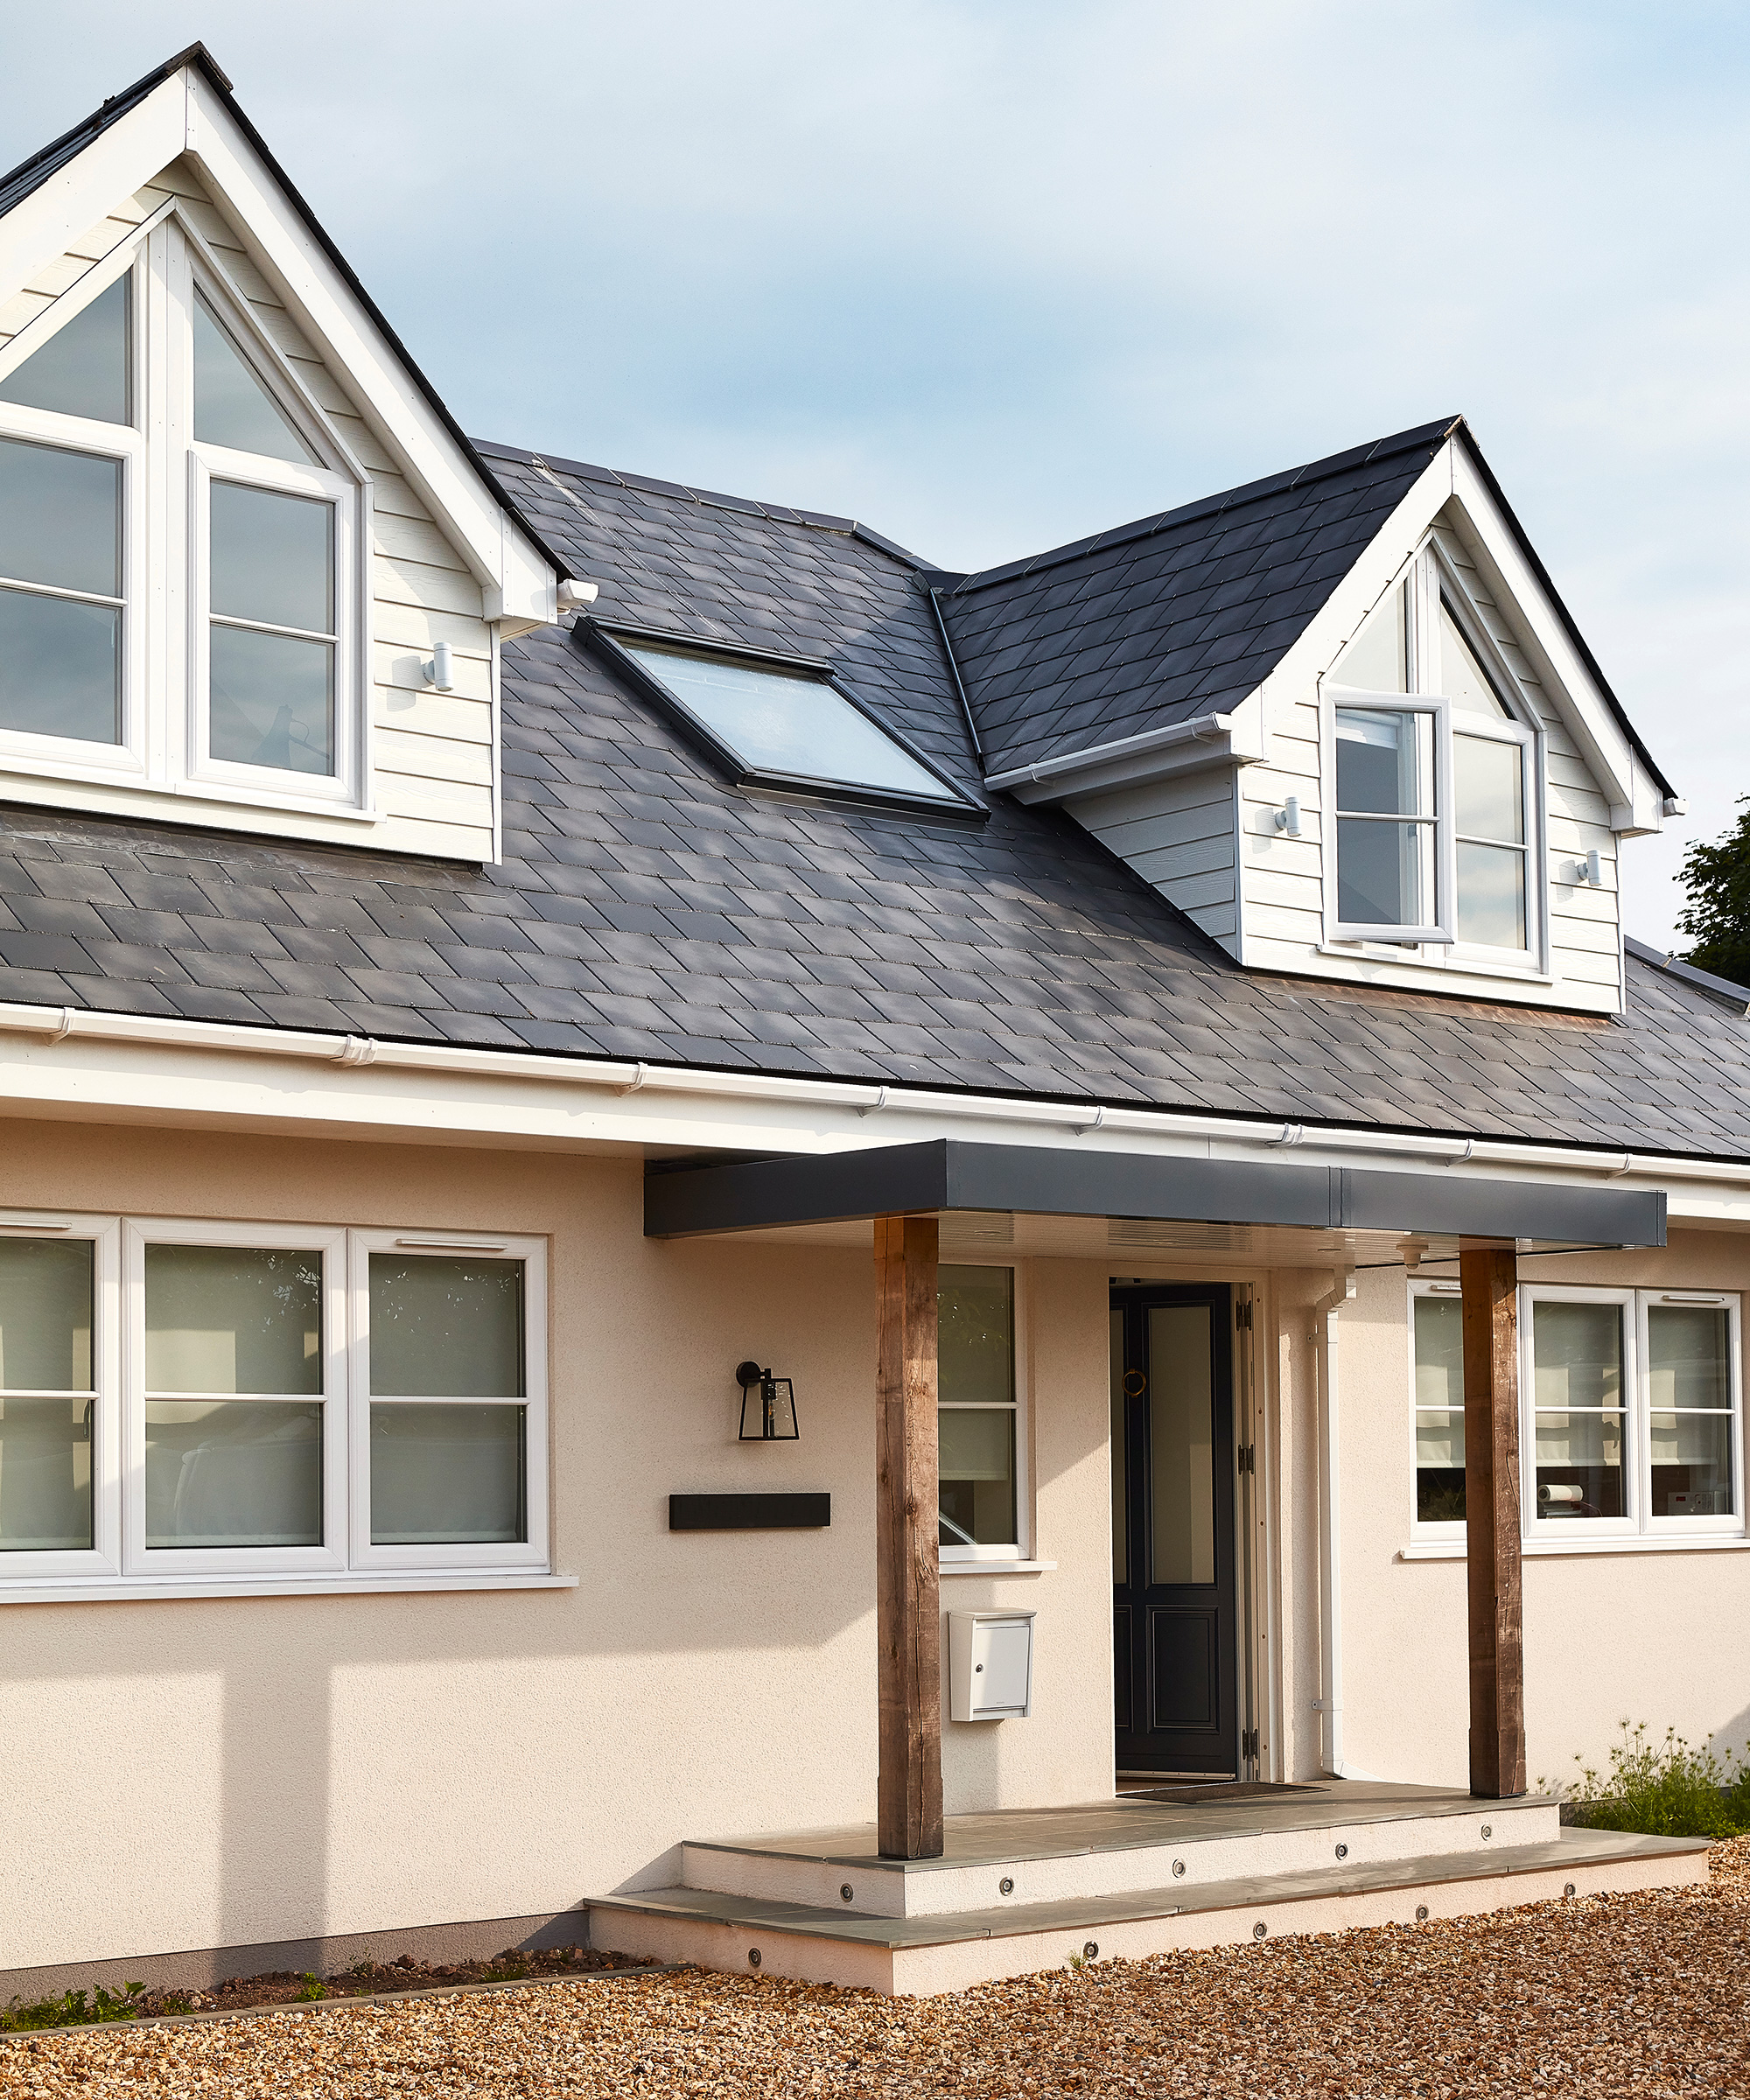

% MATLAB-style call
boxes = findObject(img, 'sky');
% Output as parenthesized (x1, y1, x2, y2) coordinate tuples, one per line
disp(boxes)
(3, 1, 1746, 951)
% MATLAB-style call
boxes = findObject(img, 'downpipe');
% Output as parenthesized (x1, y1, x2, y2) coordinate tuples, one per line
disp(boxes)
(1313, 1264, 1379, 1782)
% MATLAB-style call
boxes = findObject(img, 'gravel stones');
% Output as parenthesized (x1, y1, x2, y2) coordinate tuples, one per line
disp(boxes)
(6, 1838, 1746, 2097)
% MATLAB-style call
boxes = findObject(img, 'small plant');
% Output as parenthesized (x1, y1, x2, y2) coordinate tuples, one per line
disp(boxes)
(1, 1981, 145, 2031)
(1562, 1721, 1750, 1838)
(294, 1973, 327, 2002)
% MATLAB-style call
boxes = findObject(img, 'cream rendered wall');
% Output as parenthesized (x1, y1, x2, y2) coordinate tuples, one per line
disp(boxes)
(0, 161, 498, 862)
(1320, 1241, 1750, 1794)
(0, 1122, 1116, 1975)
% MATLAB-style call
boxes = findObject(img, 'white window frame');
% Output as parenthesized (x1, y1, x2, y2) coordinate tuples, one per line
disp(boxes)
(937, 1258, 1032, 1567)
(0, 204, 372, 819)
(1633, 1288, 1742, 1537)
(347, 1228, 550, 1573)
(1408, 1278, 1467, 1544)
(0, 1211, 122, 1577)
(0, 1210, 552, 1600)
(1321, 542, 1547, 969)
(1516, 1282, 1640, 1542)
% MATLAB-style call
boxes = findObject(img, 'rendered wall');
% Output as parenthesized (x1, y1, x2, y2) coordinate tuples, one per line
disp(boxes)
(1314, 1239, 1750, 1791)
(0, 1120, 1113, 1977)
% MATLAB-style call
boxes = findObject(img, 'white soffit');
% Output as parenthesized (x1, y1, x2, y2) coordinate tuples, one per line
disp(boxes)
(0, 66, 556, 634)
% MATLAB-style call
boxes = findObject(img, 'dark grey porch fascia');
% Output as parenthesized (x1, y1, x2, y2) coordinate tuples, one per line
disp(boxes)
(642, 1138, 1667, 1248)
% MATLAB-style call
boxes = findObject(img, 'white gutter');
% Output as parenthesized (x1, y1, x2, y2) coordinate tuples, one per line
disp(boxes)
(984, 710, 1243, 794)
(1312, 1266, 1376, 1782)
(0, 998, 1744, 1188)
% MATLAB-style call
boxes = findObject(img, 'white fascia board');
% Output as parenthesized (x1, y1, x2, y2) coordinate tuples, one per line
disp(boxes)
(0, 77, 188, 310)
(986, 709, 1264, 805)
(180, 72, 556, 626)
(1250, 444, 1457, 733)
(1446, 447, 1642, 822)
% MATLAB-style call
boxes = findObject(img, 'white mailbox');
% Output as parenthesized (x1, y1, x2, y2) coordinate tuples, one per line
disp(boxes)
(948, 1610, 1035, 1722)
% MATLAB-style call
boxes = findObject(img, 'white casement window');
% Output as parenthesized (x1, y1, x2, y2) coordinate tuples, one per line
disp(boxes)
(0, 1214, 548, 1597)
(1323, 545, 1542, 962)
(938, 1264, 1029, 1563)
(0, 207, 367, 812)
(1408, 1281, 1744, 1545)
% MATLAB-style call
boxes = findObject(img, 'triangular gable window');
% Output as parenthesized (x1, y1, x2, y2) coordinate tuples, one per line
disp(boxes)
(0, 208, 362, 808)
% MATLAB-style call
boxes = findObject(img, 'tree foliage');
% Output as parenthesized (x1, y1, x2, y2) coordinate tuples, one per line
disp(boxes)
(1676, 796, 1750, 987)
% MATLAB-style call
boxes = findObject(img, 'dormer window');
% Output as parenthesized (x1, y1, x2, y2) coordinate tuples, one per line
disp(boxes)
(1322, 550, 1540, 961)
(0, 211, 363, 813)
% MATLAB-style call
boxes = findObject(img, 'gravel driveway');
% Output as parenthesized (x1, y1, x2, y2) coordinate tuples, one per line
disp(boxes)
(5, 1838, 1746, 2098)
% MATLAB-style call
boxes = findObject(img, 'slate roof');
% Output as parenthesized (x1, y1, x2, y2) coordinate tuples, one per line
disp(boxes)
(935, 420, 1456, 780)
(0, 433, 1742, 1165)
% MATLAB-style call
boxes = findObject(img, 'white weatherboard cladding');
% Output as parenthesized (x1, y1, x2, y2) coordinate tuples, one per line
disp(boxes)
(0, 158, 499, 862)
(1066, 769, 1238, 944)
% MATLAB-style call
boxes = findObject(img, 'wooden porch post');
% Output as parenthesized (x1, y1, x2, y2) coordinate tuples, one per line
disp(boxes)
(874, 1213, 943, 1859)
(1460, 1245, 1527, 1798)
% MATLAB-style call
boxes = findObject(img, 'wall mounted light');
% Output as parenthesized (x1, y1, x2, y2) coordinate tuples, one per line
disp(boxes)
(737, 1361, 799, 1441)
(1273, 797, 1301, 836)
(423, 640, 453, 692)
(1573, 849, 1603, 886)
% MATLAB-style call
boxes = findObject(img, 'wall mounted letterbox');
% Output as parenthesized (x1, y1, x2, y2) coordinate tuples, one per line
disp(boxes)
(948, 1609, 1035, 1722)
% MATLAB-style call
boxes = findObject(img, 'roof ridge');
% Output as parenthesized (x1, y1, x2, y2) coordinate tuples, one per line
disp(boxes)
(475, 440, 934, 570)
(941, 416, 1464, 598)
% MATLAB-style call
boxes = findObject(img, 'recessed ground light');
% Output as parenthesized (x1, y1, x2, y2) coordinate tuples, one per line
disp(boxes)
(1564, 1882, 1577, 1897)
(1082, 1942, 1099, 1959)
(840, 1884, 854, 1903)
(999, 1878, 1014, 1895)
(1481, 1824, 1493, 1839)
(747, 1949, 761, 1969)
(1172, 1859, 1186, 1879)
(1416, 1905, 1430, 1922)
(1252, 1922, 1268, 1940)
(1334, 1844, 1348, 1859)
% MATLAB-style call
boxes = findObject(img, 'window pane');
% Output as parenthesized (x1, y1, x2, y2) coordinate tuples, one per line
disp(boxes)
(210, 484, 332, 634)
(1413, 1295, 1462, 1407)
(0, 1237, 93, 1391)
(1336, 583, 1407, 692)
(1416, 1410, 1466, 1522)
(1533, 1301, 1622, 1410)
(1337, 818, 1435, 927)
(144, 1245, 322, 1395)
(1647, 1306, 1731, 1410)
(1439, 603, 1511, 718)
(0, 437, 119, 598)
(144, 1398, 321, 1546)
(1455, 736, 1523, 844)
(209, 624, 335, 775)
(1110, 1307, 1127, 1584)
(1335, 708, 1432, 817)
(1456, 842, 1527, 949)
(1534, 1409, 1625, 1518)
(368, 1255, 525, 1397)
(939, 1265, 1013, 1405)
(1149, 1303, 1214, 1586)
(0, 589, 119, 743)
(193, 295, 318, 466)
(0, 278, 130, 426)
(1649, 1411, 1734, 1517)
(370, 1403, 525, 1544)
(938, 1407, 1016, 1547)
(0, 1397, 93, 1550)
(623, 642, 959, 802)
(1533, 1300, 1624, 1521)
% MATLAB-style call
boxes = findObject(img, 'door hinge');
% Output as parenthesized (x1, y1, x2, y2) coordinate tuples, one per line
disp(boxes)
(1236, 1299, 1253, 1332)
(1242, 1727, 1259, 1762)
(1236, 1443, 1255, 1476)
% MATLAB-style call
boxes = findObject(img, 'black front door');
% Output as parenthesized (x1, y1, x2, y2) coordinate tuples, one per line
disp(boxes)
(1110, 1284, 1237, 1774)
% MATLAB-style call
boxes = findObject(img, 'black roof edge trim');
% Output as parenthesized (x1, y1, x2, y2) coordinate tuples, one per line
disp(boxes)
(576, 620, 988, 821)
(0, 47, 570, 595)
(1624, 934, 1750, 1013)
(588, 617, 835, 676)
(940, 418, 1461, 599)
(1452, 425, 1675, 801)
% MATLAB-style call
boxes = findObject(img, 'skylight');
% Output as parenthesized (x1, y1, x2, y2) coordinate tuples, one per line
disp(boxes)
(617, 638, 968, 808)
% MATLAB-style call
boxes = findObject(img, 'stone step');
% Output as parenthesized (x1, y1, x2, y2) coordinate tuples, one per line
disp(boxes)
(679, 1788, 1562, 1919)
(592, 1829, 1708, 1996)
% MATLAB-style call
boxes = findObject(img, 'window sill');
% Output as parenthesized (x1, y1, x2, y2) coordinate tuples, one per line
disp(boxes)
(939, 1558, 1057, 1575)
(1318, 942, 1553, 986)
(0, 757, 382, 825)
(0, 1571, 578, 1604)
(1399, 1536, 1747, 1562)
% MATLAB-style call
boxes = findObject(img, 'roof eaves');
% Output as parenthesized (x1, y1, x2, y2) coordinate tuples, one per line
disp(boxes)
(0, 46, 571, 592)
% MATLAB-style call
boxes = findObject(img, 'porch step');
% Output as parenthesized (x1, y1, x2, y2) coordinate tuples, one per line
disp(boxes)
(680, 1781, 1559, 1918)
(590, 1829, 1707, 1996)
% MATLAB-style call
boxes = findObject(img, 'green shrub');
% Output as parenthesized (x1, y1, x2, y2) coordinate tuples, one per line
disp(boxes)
(1, 1981, 144, 2031)
(1563, 1721, 1750, 1838)
(294, 1974, 327, 2002)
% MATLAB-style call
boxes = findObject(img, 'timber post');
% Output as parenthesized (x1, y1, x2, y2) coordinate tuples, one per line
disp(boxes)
(1460, 1244, 1527, 1798)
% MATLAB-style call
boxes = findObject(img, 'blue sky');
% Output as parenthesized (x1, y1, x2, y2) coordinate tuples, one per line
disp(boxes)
(4, 2, 1746, 950)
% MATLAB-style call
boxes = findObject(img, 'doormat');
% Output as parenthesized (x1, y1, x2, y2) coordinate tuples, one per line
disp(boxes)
(1118, 1782, 1325, 1805)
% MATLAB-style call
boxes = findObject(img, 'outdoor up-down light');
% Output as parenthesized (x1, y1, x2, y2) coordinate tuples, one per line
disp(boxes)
(736, 1361, 799, 1442)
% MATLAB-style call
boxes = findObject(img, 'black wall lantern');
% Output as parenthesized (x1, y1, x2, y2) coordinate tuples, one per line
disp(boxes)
(736, 1361, 799, 1441)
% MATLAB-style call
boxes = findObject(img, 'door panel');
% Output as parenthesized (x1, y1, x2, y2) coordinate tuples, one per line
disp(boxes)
(1111, 1284, 1237, 1774)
